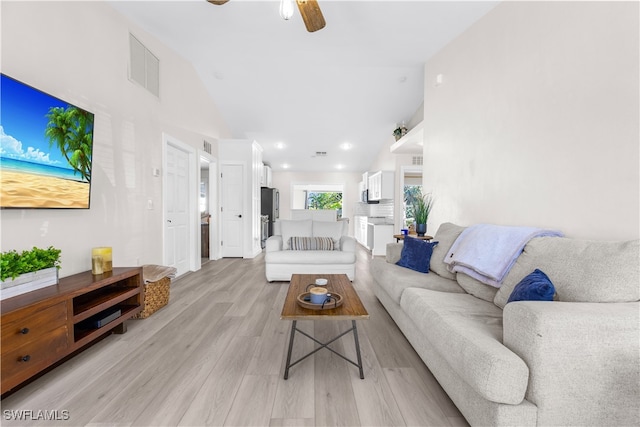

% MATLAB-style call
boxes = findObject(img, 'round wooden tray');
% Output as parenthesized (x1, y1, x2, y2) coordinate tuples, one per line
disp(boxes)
(297, 292, 344, 310)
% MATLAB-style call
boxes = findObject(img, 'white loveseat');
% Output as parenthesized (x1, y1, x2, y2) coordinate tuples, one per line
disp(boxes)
(371, 222, 640, 426)
(265, 219, 356, 281)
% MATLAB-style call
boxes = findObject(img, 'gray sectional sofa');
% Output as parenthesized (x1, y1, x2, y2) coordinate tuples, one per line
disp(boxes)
(371, 222, 639, 426)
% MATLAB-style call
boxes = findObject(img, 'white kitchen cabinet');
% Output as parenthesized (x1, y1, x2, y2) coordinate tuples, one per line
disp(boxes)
(354, 216, 368, 248)
(355, 216, 394, 254)
(367, 223, 375, 251)
(368, 171, 394, 201)
(371, 224, 394, 256)
(261, 164, 272, 188)
(362, 172, 369, 190)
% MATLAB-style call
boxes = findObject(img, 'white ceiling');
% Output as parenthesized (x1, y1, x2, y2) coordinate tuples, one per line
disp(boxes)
(110, 0, 499, 172)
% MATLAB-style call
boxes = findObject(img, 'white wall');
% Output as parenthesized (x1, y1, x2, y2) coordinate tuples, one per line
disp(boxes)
(271, 171, 361, 236)
(423, 1, 639, 240)
(0, 2, 231, 277)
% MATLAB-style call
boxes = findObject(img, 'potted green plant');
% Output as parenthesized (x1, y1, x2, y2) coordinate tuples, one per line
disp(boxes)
(393, 122, 408, 141)
(413, 192, 434, 236)
(0, 246, 61, 299)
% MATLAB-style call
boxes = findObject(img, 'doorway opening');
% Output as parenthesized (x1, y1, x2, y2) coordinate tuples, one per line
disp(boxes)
(400, 167, 423, 229)
(199, 153, 218, 264)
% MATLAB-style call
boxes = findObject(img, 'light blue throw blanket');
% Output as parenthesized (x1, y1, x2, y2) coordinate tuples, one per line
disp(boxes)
(444, 224, 563, 288)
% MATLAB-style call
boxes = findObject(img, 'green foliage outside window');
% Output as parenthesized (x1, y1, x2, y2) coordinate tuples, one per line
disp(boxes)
(404, 185, 422, 225)
(307, 192, 343, 218)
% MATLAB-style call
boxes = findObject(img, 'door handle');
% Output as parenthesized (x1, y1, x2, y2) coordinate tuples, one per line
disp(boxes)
(237, 215, 242, 218)
(167, 220, 172, 223)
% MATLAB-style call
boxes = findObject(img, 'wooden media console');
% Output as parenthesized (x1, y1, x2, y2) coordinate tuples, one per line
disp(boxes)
(1, 267, 143, 395)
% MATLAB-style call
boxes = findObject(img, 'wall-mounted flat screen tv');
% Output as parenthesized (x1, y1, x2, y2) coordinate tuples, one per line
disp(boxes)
(1, 74, 94, 209)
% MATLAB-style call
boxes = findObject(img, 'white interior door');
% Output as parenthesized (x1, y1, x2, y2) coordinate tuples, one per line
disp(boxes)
(221, 163, 244, 257)
(165, 143, 191, 276)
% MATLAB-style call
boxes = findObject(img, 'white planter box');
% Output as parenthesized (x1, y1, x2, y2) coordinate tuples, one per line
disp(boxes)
(0, 267, 58, 300)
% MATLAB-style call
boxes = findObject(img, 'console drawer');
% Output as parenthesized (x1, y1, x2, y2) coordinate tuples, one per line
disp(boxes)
(1, 326, 69, 392)
(1, 301, 68, 349)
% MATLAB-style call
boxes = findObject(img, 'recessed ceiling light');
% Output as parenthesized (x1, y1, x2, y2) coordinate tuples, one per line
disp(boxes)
(339, 142, 353, 150)
(282, 163, 290, 169)
(335, 164, 345, 170)
(275, 142, 286, 149)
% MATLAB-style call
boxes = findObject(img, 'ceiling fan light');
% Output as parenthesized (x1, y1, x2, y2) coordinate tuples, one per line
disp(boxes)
(279, 0, 295, 20)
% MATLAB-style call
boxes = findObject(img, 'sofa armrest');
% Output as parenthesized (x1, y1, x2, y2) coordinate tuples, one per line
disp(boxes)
(265, 235, 283, 252)
(503, 301, 640, 426)
(340, 236, 356, 252)
(386, 243, 403, 264)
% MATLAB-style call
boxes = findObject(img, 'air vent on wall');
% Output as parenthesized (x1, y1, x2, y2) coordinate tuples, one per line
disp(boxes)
(203, 140, 212, 154)
(412, 156, 423, 166)
(129, 33, 160, 98)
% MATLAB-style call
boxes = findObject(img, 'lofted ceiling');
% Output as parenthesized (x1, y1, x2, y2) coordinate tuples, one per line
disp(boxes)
(109, 0, 499, 172)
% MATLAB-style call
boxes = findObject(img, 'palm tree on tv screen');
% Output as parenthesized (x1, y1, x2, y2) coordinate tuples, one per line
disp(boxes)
(45, 105, 93, 182)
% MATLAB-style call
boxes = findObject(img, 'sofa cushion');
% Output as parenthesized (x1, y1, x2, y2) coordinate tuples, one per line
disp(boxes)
(280, 220, 313, 250)
(507, 269, 556, 303)
(289, 236, 334, 251)
(396, 237, 438, 273)
(456, 273, 499, 302)
(495, 237, 640, 308)
(265, 249, 355, 265)
(400, 288, 529, 404)
(312, 221, 344, 248)
(371, 258, 464, 304)
(385, 243, 404, 264)
(430, 223, 466, 279)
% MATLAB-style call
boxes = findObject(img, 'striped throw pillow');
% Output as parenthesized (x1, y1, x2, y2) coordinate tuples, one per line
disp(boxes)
(289, 236, 335, 251)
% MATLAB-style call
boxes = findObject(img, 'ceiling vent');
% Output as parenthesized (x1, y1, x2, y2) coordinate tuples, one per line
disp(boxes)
(412, 156, 423, 166)
(129, 33, 160, 98)
(313, 151, 328, 157)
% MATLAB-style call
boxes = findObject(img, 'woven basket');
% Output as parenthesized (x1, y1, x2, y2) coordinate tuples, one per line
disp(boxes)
(134, 276, 171, 319)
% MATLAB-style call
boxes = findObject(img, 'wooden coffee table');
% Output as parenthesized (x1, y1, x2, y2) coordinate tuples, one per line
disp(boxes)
(280, 273, 369, 379)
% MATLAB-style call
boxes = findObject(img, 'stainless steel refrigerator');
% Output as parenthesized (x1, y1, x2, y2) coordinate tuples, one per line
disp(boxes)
(261, 187, 279, 238)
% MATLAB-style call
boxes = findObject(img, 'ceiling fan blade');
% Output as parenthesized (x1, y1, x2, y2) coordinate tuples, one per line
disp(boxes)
(296, 0, 326, 32)
(207, 0, 229, 5)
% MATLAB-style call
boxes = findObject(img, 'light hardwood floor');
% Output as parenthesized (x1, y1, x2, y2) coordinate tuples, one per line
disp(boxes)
(2, 245, 469, 427)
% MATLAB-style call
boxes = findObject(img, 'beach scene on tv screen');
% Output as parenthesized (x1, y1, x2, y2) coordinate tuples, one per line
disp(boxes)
(0, 75, 94, 208)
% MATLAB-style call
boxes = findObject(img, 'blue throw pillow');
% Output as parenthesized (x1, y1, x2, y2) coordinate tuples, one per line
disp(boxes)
(507, 269, 556, 303)
(396, 237, 439, 273)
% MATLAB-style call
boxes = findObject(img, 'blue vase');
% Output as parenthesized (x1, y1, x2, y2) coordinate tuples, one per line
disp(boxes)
(416, 223, 427, 237)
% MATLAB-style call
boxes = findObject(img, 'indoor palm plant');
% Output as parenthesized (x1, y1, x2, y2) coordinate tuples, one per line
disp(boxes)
(413, 192, 434, 236)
